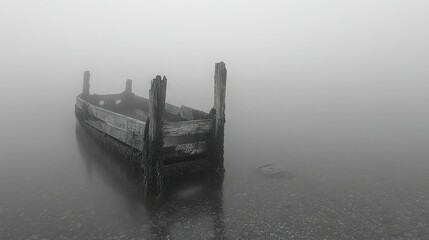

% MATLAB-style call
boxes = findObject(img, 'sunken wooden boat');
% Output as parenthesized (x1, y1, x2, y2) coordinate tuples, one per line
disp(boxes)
(75, 62, 227, 195)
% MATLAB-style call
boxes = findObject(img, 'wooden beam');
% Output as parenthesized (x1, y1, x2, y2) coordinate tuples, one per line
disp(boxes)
(144, 75, 167, 196)
(212, 62, 227, 176)
(163, 119, 214, 137)
(82, 71, 90, 95)
(125, 79, 132, 93)
(178, 105, 209, 120)
(75, 106, 144, 150)
(122, 79, 134, 107)
(165, 102, 181, 116)
(214, 62, 227, 134)
(76, 96, 145, 136)
(148, 75, 167, 142)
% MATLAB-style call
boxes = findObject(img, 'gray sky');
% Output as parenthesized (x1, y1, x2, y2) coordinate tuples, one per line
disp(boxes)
(1, 0, 428, 111)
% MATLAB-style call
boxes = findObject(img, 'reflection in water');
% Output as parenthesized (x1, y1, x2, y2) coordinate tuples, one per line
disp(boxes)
(75, 123, 226, 239)
(75, 123, 144, 217)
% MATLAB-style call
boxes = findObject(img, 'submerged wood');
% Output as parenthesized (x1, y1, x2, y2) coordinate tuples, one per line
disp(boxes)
(163, 141, 208, 163)
(75, 62, 227, 196)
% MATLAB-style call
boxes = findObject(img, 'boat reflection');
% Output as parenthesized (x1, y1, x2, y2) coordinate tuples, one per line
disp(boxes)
(75, 123, 226, 239)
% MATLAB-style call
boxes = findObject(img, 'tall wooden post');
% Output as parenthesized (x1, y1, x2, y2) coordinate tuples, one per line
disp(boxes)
(82, 71, 90, 95)
(212, 62, 227, 175)
(144, 75, 167, 196)
(122, 79, 133, 107)
(125, 79, 132, 93)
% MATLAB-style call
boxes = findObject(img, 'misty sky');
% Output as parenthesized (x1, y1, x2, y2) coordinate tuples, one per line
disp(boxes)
(1, 0, 428, 121)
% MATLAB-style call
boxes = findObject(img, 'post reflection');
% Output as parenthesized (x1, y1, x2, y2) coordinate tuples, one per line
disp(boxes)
(75, 123, 227, 239)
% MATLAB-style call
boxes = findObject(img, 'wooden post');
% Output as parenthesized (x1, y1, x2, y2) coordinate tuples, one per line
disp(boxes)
(125, 79, 132, 93)
(82, 71, 90, 95)
(122, 79, 133, 107)
(212, 62, 227, 175)
(214, 62, 227, 133)
(144, 75, 167, 196)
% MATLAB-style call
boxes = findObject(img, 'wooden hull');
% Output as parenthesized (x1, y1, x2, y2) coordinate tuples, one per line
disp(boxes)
(75, 62, 226, 195)
(75, 105, 143, 164)
(75, 96, 217, 178)
(75, 96, 145, 150)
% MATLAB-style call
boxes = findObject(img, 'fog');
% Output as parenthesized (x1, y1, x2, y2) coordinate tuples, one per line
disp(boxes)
(1, 1, 429, 239)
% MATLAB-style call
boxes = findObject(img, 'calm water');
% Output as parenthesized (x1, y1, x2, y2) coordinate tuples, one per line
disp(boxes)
(1, 67, 429, 239)
(1, 1, 429, 239)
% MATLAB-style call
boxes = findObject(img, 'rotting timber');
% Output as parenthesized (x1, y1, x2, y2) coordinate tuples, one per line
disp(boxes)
(75, 62, 227, 196)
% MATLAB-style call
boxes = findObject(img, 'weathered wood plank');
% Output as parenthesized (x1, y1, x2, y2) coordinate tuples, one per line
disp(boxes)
(214, 61, 227, 133)
(163, 141, 208, 162)
(178, 105, 194, 120)
(165, 102, 181, 116)
(148, 76, 167, 143)
(76, 106, 144, 150)
(125, 79, 132, 93)
(82, 71, 90, 95)
(145, 75, 167, 196)
(178, 105, 209, 120)
(86, 118, 144, 151)
(163, 119, 214, 137)
(212, 61, 227, 175)
(76, 96, 145, 136)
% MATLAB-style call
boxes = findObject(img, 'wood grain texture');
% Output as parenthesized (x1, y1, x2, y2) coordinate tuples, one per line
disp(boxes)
(163, 119, 214, 137)
(76, 96, 145, 136)
(178, 105, 209, 120)
(75, 106, 144, 150)
(148, 76, 167, 142)
(125, 79, 132, 93)
(212, 62, 227, 175)
(145, 75, 167, 196)
(165, 102, 181, 116)
(214, 61, 227, 133)
(82, 71, 90, 95)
